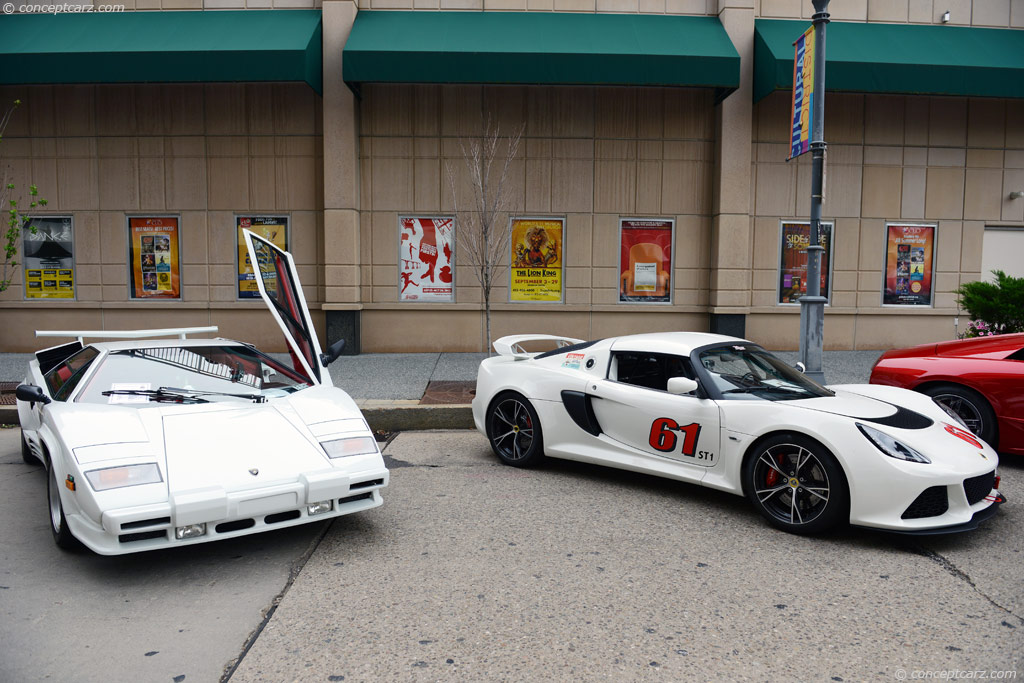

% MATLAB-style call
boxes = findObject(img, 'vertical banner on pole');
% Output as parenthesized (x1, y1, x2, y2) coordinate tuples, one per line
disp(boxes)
(788, 25, 815, 161)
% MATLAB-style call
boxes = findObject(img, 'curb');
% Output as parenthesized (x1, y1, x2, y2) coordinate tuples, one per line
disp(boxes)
(0, 404, 474, 432)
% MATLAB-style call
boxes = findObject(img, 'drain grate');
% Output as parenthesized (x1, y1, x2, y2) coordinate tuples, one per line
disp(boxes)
(419, 381, 476, 405)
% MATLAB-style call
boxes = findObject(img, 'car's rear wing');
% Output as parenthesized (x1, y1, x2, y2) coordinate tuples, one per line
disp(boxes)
(36, 326, 219, 344)
(492, 334, 586, 360)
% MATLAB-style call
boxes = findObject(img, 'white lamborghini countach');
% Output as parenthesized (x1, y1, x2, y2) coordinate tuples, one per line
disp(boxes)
(17, 231, 388, 555)
(473, 333, 1004, 535)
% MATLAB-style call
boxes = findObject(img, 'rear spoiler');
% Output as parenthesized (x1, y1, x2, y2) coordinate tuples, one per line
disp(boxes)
(492, 334, 586, 360)
(36, 326, 219, 345)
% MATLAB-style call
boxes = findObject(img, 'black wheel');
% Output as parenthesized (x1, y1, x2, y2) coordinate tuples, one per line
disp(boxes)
(47, 464, 83, 551)
(920, 383, 998, 448)
(21, 431, 41, 466)
(486, 391, 545, 467)
(743, 433, 848, 535)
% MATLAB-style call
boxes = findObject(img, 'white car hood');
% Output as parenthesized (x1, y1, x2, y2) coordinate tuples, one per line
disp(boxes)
(162, 406, 329, 493)
(787, 388, 909, 421)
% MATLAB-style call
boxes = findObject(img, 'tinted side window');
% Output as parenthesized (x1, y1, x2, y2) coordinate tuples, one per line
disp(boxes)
(45, 346, 100, 402)
(612, 352, 694, 391)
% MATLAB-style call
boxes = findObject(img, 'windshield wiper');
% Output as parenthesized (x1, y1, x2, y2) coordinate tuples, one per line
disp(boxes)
(102, 387, 208, 404)
(102, 386, 267, 404)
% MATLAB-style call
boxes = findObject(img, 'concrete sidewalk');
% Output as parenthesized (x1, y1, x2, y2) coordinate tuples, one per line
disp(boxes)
(0, 349, 885, 429)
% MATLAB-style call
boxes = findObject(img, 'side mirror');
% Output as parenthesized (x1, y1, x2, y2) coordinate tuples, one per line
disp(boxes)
(795, 362, 806, 374)
(666, 377, 699, 396)
(319, 339, 346, 367)
(16, 384, 51, 405)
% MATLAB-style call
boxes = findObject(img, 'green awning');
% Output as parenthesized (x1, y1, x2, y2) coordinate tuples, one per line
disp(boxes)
(754, 19, 1024, 102)
(343, 11, 740, 91)
(0, 10, 323, 94)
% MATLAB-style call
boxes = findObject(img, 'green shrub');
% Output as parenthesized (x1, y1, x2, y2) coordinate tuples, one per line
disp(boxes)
(956, 270, 1024, 335)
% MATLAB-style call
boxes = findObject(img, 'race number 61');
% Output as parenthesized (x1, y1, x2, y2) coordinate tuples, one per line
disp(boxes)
(649, 418, 702, 457)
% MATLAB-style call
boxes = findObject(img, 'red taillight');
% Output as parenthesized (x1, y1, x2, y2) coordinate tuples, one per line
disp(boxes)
(994, 475, 1000, 490)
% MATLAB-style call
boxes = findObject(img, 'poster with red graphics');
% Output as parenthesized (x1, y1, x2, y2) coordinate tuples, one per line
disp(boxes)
(619, 219, 673, 303)
(883, 224, 935, 306)
(399, 216, 454, 302)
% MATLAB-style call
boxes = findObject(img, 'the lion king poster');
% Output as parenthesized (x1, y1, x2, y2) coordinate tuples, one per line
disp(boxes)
(509, 217, 563, 303)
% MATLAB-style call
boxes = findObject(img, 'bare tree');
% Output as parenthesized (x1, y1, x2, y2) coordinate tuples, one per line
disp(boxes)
(1, 99, 47, 292)
(445, 118, 524, 353)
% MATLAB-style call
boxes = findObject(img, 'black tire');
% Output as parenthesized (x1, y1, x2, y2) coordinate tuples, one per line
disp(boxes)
(920, 383, 998, 448)
(21, 431, 41, 466)
(743, 433, 848, 535)
(486, 391, 545, 467)
(47, 463, 83, 551)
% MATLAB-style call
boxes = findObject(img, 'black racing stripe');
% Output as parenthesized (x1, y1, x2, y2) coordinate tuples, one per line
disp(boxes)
(856, 404, 933, 430)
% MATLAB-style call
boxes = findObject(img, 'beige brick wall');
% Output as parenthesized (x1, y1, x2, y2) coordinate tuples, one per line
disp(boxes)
(0, 83, 324, 351)
(355, 84, 717, 350)
(748, 90, 1024, 349)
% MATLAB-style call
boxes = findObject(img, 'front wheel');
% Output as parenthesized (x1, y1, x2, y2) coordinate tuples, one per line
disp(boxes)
(48, 464, 83, 551)
(743, 434, 848, 535)
(486, 391, 545, 467)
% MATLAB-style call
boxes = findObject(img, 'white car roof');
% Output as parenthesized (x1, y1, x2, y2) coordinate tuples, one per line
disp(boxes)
(87, 338, 245, 353)
(608, 332, 749, 356)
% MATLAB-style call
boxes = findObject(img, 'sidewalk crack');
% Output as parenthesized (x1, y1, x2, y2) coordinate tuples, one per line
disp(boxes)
(916, 546, 1023, 625)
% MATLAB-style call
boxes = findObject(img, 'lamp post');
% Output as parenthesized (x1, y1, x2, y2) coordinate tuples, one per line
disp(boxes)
(799, 0, 830, 384)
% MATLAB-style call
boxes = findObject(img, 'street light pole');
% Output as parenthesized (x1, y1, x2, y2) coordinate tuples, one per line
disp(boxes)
(799, 0, 830, 384)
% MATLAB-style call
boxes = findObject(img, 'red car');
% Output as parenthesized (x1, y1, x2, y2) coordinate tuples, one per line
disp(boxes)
(870, 333, 1024, 456)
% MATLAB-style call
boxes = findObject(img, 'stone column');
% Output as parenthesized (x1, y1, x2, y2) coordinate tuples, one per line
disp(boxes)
(322, 0, 362, 353)
(710, 0, 755, 338)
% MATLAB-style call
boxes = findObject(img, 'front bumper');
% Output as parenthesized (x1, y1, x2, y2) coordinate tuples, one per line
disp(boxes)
(857, 492, 1006, 536)
(67, 467, 389, 555)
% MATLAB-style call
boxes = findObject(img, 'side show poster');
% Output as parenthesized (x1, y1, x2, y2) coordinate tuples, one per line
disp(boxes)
(237, 215, 289, 299)
(778, 220, 833, 304)
(128, 216, 180, 299)
(23, 215, 75, 300)
(510, 217, 563, 303)
(619, 218, 673, 303)
(399, 216, 454, 302)
(883, 223, 935, 306)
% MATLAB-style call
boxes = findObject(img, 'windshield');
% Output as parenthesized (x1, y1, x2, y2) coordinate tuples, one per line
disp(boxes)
(698, 345, 832, 401)
(76, 345, 311, 405)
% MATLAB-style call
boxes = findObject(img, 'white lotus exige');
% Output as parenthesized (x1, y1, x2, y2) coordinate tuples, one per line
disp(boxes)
(17, 231, 388, 555)
(472, 333, 1005, 535)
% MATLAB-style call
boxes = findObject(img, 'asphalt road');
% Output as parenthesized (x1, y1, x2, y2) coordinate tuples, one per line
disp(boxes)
(230, 431, 1023, 681)
(3, 428, 1022, 682)
(0, 427, 325, 683)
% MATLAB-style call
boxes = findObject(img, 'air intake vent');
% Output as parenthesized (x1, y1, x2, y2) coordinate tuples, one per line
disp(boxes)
(119, 530, 166, 543)
(902, 486, 948, 519)
(120, 517, 170, 531)
(215, 519, 255, 534)
(964, 471, 995, 506)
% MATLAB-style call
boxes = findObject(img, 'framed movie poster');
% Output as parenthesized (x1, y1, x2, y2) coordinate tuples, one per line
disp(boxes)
(399, 216, 454, 302)
(128, 216, 180, 299)
(619, 218, 673, 303)
(237, 215, 289, 299)
(23, 215, 75, 300)
(777, 220, 833, 305)
(883, 223, 936, 306)
(510, 217, 564, 303)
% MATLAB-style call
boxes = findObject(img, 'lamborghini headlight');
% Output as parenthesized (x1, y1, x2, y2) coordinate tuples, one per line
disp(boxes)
(933, 398, 970, 430)
(320, 436, 379, 459)
(85, 463, 163, 491)
(856, 423, 931, 464)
